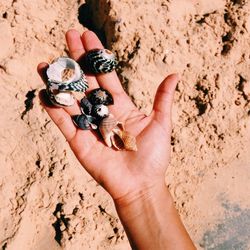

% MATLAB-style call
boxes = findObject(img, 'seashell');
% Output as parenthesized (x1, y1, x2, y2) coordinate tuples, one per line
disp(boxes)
(99, 115, 118, 147)
(80, 97, 92, 115)
(112, 130, 137, 151)
(85, 49, 118, 74)
(61, 68, 75, 82)
(47, 88, 75, 107)
(72, 114, 98, 130)
(87, 88, 114, 105)
(91, 104, 109, 121)
(99, 115, 137, 151)
(72, 114, 91, 130)
(46, 57, 88, 93)
(110, 132, 124, 150)
(85, 114, 98, 129)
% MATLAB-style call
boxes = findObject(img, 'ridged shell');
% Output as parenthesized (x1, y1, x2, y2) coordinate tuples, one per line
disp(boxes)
(99, 115, 118, 147)
(87, 88, 114, 105)
(99, 115, 137, 151)
(46, 57, 88, 93)
(85, 49, 117, 74)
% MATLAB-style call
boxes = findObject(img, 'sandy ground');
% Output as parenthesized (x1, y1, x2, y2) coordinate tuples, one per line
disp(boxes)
(0, 0, 250, 249)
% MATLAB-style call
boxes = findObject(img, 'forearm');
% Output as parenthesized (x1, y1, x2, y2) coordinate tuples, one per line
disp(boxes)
(114, 183, 196, 250)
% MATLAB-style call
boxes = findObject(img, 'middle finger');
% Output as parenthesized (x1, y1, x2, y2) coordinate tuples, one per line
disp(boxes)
(66, 29, 99, 93)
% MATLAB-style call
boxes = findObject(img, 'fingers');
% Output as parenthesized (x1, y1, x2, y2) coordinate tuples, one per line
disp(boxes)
(38, 64, 84, 142)
(66, 29, 99, 92)
(66, 29, 85, 61)
(81, 30, 125, 95)
(37, 62, 49, 82)
(152, 74, 179, 126)
(38, 87, 98, 161)
(80, 30, 138, 121)
(39, 90, 77, 142)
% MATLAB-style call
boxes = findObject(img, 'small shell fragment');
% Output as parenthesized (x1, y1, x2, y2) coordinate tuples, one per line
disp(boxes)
(85, 49, 118, 74)
(47, 89, 75, 107)
(91, 104, 109, 121)
(61, 68, 75, 82)
(87, 88, 114, 105)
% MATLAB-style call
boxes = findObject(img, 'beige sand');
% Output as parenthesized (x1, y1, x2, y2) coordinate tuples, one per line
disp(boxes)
(0, 0, 250, 249)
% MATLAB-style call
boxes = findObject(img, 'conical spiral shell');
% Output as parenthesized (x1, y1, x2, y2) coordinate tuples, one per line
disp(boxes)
(112, 129, 137, 151)
(99, 115, 118, 147)
(99, 115, 118, 135)
(99, 114, 137, 151)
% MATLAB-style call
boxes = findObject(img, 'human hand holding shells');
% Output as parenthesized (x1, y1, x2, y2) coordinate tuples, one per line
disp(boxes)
(37, 29, 178, 202)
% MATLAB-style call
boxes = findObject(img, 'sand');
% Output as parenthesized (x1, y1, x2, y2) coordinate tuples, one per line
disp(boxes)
(0, 0, 250, 249)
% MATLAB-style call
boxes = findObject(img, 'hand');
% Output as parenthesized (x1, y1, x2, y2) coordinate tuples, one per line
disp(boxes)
(38, 30, 196, 250)
(37, 29, 178, 203)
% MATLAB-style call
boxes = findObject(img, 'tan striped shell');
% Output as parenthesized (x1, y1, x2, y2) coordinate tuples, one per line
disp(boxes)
(99, 114, 118, 147)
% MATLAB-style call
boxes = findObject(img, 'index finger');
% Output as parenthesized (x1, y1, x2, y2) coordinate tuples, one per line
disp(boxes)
(66, 29, 99, 92)
(81, 31, 126, 96)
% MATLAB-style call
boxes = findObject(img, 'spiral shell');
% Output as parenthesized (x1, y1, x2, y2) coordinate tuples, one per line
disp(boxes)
(85, 49, 118, 74)
(112, 130, 137, 151)
(99, 115, 118, 147)
(87, 88, 114, 105)
(99, 115, 137, 151)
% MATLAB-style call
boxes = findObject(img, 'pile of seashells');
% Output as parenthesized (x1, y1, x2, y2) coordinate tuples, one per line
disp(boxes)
(46, 49, 137, 151)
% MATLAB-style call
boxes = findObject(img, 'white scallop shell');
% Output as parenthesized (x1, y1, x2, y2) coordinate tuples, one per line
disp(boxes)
(47, 57, 82, 84)
(50, 91, 75, 107)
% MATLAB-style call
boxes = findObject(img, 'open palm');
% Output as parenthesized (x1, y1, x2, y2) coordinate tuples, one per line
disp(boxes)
(38, 30, 178, 202)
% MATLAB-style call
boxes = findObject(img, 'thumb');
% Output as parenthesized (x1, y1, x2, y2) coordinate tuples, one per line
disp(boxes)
(152, 74, 179, 126)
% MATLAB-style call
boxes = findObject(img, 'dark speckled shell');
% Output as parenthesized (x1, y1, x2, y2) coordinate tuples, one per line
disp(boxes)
(85, 49, 117, 74)
(80, 97, 92, 115)
(72, 114, 91, 130)
(91, 104, 109, 121)
(87, 88, 114, 106)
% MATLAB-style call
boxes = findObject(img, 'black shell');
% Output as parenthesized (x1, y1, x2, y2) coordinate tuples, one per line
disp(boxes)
(72, 114, 91, 130)
(87, 88, 114, 105)
(91, 104, 109, 121)
(85, 49, 117, 74)
(80, 97, 92, 115)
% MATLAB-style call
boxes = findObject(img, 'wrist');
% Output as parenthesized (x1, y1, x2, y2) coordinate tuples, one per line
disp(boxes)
(113, 181, 195, 250)
(114, 181, 173, 221)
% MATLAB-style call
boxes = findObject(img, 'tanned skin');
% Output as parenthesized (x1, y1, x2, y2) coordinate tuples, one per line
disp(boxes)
(38, 29, 196, 250)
